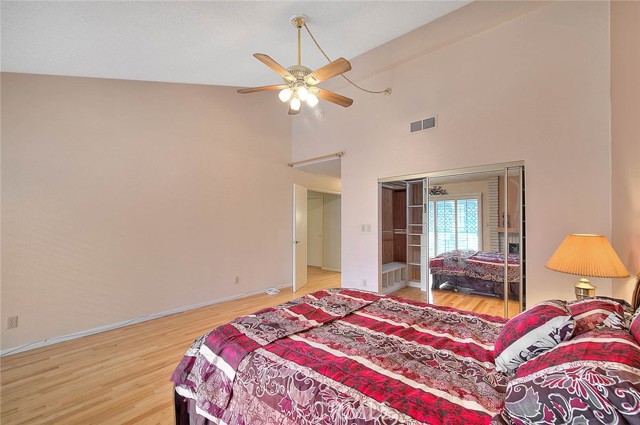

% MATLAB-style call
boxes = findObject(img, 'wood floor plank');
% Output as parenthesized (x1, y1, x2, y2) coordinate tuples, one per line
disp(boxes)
(1, 269, 513, 424)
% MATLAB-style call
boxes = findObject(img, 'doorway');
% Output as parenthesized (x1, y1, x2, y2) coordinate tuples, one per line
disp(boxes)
(293, 185, 342, 293)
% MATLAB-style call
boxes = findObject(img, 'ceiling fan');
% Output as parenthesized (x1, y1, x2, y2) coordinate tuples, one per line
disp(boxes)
(237, 16, 353, 115)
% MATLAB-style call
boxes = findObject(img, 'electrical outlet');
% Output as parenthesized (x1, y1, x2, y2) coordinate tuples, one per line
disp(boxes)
(362, 279, 367, 287)
(234, 276, 240, 284)
(7, 315, 18, 329)
(366, 224, 371, 232)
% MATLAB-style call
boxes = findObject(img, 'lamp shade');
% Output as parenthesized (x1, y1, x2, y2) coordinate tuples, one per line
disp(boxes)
(546, 234, 630, 278)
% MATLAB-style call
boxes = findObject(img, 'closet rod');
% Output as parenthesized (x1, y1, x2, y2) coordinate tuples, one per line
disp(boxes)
(288, 151, 344, 167)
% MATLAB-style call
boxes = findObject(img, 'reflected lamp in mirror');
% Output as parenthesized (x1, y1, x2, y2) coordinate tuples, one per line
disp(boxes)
(546, 234, 630, 299)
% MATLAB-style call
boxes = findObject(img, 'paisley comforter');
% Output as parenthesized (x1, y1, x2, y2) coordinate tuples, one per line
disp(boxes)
(172, 288, 509, 424)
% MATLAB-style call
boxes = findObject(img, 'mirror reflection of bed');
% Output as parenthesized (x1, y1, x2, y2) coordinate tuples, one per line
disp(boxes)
(380, 163, 525, 318)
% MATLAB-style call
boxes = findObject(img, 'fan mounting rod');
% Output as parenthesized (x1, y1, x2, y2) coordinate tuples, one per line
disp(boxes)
(291, 16, 306, 66)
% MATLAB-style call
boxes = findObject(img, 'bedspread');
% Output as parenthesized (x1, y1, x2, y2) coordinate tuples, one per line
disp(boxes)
(171, 289, 381, 420)
(172, 289, 509, 424)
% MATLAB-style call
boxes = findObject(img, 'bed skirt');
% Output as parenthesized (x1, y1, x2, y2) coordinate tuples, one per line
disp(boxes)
(431, 274, 520, 300)
(174, 391, 211, 425)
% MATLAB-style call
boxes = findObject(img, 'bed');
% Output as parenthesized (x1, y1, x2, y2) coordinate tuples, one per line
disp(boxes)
(429, 250, 520, 299)
(172, 289, 640, 425)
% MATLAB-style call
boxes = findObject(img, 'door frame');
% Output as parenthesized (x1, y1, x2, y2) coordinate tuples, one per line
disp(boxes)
(293, 184, 308, 293)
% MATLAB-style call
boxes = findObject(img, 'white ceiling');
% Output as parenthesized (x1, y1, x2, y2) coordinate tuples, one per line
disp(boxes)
(1, 1, 470, 88)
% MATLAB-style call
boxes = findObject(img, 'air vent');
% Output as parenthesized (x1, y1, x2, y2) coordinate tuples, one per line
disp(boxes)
(410, 116, 437, 133)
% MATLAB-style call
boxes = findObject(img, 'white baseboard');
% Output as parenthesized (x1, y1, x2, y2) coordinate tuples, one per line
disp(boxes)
(321, 267, 341, 272)
(407, 281, 422, 289)
(1, 283, 293, 357)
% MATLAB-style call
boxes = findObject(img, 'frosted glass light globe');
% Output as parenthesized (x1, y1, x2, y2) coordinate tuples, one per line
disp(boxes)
(278, 89, 292, 102)
(290, 97, 301, 111)
(297, 86, 308, 101)
(306, 93, 319, 107)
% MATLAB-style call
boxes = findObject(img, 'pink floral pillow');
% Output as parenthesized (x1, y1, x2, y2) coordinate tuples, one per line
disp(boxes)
(568, 297, 626, 336)
(492, 327, 640, 425)
(494, 300, 574, 374)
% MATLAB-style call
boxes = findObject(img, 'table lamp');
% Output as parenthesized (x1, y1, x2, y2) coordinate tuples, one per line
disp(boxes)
(546, 234, 630, 299)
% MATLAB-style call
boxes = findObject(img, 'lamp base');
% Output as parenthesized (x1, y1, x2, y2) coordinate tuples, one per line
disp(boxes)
(574, 277, 596, 300)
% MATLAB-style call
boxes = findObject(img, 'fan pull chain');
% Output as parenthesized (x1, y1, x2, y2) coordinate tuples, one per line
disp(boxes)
(303, 23, 392, 96)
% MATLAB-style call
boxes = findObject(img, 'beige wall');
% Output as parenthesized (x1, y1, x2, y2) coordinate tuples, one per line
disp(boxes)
(611, 1, 640, 301)
(293, 1, 614, 306)
(0, 73, 339, 351)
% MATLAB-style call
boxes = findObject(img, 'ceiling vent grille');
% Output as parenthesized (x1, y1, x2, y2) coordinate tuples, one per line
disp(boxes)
(410, 116, 437, 133)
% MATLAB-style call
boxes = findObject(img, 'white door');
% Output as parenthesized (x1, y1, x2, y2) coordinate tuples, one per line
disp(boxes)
(293, 184, 308, 292)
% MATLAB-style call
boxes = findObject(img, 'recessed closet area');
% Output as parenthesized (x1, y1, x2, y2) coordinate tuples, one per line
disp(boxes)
(379, 162, 525, 317)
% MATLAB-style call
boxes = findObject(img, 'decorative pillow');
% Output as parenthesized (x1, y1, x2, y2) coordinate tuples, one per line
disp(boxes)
(493, 327, 640, 425)
(568, 297, 627, 336)
(494, 300, 574, 374)
(616, 297, 636, 328)
(630, 307, 640, 345)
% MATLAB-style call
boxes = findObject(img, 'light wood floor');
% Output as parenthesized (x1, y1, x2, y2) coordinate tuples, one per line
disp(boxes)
(395, 287, 521, 318)
(0, 269, 514, 424)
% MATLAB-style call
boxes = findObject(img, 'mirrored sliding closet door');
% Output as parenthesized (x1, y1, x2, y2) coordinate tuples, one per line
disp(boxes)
(380, 162, 525, 318)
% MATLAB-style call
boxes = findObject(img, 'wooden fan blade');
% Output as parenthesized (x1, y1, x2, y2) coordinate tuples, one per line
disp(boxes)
(305, 58, 352, 85)
(316, 88, 353, 108)
(237, 84, 289, 94)
(288, 106, 301, 115)
(253, 53, 295, 82)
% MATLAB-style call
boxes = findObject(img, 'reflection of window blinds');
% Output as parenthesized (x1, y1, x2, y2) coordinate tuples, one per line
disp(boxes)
(456, 199, 479, 250)
(429, 197, 480, 257)
(488, 177, 499, 251)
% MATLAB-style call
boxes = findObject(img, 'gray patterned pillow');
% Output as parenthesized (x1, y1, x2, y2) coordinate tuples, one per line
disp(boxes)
(494, 300, 574, 374)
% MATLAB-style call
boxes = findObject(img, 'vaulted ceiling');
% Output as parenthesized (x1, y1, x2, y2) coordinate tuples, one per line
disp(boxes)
(1, 1, 470, 88)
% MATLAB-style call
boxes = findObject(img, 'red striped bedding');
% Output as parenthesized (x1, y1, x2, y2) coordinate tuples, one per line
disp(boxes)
(172, 289, 509, 424)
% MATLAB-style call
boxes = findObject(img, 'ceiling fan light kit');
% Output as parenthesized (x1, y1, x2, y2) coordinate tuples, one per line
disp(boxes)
(237, 15, 389, 115)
